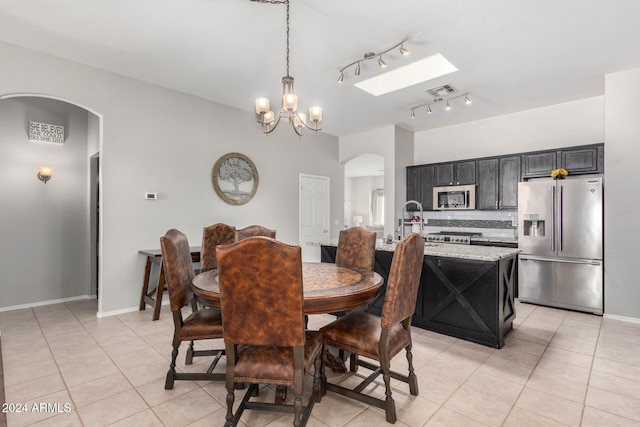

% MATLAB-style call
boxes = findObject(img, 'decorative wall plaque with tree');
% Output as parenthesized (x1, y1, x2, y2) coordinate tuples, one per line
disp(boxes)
(212, 152, 259, 205)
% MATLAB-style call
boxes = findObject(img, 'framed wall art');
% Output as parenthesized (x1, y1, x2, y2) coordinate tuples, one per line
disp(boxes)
(211, 152, 259, 205)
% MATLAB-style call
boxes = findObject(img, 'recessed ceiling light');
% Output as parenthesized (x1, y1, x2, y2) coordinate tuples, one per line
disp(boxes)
(354, 53, 458, 96)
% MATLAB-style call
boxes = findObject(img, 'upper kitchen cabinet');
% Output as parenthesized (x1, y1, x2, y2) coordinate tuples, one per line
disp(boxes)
(560, 144, 604, 175)
(522, 151, 556, 178)
(435, 160, 476, 186)
(477, 156, 520, 210)
(406, 164, 435, 211)
(522, 143, 604, 178)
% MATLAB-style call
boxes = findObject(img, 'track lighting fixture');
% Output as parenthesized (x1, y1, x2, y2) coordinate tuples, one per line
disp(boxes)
(409, 92, 472, 118)
(337, 38, 410, 83)
(252, 0, 322, 137)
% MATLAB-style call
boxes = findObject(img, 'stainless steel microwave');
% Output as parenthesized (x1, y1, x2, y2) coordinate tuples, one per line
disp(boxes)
(433, 184, 476, 210)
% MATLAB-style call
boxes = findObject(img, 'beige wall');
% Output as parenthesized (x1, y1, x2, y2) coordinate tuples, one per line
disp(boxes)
(0, 41, 342, 315)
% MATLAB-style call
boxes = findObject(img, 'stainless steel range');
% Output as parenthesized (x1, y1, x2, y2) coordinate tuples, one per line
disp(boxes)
(425, 231, 481, 245)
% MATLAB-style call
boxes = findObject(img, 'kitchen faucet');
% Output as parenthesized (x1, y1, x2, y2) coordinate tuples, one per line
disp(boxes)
(399, 200, 423, 239)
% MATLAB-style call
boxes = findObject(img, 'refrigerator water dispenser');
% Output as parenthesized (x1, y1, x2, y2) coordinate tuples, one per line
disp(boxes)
(523, 214, 545, 237)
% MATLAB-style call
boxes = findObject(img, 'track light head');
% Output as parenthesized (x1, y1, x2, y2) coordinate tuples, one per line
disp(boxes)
(355, 63, 361, 76)
(464, 94, 472, 104)
(445, 101, 451, 110)
(337, 72, 344, 83)
(399, 44, 410, 56)
(427, 105, 432, 114)
(410, 110, 416, 119)
(378, 56, 387, 68)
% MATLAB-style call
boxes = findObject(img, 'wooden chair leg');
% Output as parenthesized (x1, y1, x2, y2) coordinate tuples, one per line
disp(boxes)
(165, 344, 179, 390)
(186, 340, 195, 365)
(406, 346, 419, 396)
(152, 264, 165, 321)
(140, 257, 152, 310)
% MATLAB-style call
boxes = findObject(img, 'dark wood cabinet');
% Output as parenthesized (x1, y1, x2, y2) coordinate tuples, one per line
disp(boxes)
(477, 156, 520, 210)
(435, 160, 476, 186)
(435, 163, 454, 186)
(560, 145, 604, 174)
(406, 165, 435, 211)
(522, 151, 556, 178)
(406, 143, 603, 211)
(499, 156, 520, 209)
(522, 144, 604, 178)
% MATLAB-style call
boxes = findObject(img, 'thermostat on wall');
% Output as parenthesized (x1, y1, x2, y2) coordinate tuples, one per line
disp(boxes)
(145, 192, 158, 200)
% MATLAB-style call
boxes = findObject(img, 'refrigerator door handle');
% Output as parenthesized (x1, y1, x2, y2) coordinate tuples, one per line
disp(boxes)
(520, 255, 602, 266)
(551, 186, 556, 252)
(559, 184, 564, 251)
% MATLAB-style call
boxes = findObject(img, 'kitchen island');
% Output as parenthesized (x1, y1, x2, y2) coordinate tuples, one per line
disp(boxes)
(319, 240, 519, 348)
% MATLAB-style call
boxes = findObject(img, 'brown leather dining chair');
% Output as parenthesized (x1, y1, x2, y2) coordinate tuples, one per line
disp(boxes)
(200, 223, 235, 270)
(160, 229, 225, 390)
(320, 232, 424, 424)
(335, 226, 376, 273)
(216, 237, 324, 427)
(234, 224, 276, 241)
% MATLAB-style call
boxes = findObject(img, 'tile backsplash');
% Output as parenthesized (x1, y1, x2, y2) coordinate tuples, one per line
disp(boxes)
(407, 209, 518, 238)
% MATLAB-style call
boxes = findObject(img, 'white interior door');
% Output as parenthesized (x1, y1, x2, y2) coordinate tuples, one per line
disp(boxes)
(299, 174, 330, 262)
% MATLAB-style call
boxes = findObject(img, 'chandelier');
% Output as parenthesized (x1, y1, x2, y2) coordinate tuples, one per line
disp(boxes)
(252, 0, 322, 137)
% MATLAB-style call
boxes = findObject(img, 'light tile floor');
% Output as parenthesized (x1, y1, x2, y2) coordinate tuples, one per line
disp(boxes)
(1, 299, 640, 426)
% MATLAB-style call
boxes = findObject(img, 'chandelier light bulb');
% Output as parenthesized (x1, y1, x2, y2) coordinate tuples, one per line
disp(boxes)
(263, 110, 275, 123)
(283, 93, 298, 112)
(309, 106, 322, 122)
(294, 112, 307, 128)
(255, 97, 270, 114)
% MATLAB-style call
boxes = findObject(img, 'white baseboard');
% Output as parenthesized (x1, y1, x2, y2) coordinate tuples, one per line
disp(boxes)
(603, 313, 640, 324)
(97, 298, 170, 318)
(0, 295, 96, 313)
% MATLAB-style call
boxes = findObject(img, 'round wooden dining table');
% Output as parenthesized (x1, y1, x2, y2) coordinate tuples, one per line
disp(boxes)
(191, 262, 384, 315)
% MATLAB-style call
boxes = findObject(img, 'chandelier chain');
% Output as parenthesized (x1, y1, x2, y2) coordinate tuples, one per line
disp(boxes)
(285, 0, 290, 76)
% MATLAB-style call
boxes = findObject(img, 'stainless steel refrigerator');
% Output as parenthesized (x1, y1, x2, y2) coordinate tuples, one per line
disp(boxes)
(518, 176, 603, 314)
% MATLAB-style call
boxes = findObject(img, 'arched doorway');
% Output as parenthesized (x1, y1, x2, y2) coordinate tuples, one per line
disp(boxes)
(343, 153, 385, 238)
(0, 93, 103, 314)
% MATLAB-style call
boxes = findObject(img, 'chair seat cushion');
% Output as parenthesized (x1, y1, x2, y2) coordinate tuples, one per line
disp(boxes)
(233, 331, 323, 386)
(320, 311, 410, 361)
(180, 308, 224, 340)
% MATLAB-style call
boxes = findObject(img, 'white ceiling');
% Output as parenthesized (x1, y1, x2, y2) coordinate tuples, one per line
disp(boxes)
(1, 0, 639, 138)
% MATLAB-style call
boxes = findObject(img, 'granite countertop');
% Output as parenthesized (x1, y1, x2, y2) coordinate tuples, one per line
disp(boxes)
(313, 239, 520, 262)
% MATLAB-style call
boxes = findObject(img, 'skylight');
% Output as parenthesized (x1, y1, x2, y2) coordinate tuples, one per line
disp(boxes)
(354, 53, 458, 96)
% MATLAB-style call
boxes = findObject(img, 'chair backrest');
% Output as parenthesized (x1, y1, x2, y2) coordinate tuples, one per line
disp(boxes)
(160, 229, 196, 313)
(381, 233, 424, 329)
(335, 226, 376, 272)
(235, 225, 276, 241)
(201, 223, 236, 270)
(217, 237, 304, 347)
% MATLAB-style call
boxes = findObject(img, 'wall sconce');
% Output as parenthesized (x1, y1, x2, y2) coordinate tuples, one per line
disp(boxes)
(353, 215, 363, 227)
(37, 166, 53, 184)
